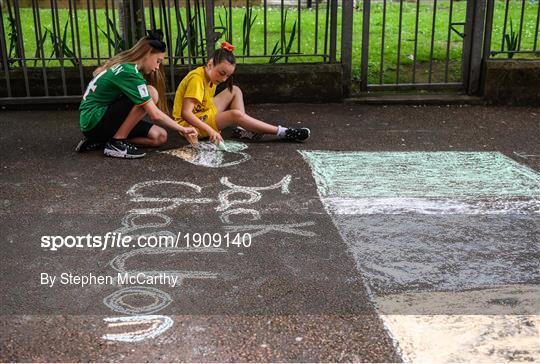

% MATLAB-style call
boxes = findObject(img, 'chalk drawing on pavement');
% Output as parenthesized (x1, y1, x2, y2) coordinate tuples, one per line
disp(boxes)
(300, 150, 540, 362)
(513, 151, 540, 159)
(102, 315, 174, 342)
(301, 151, 540, 214)
(102, 174, 310, 343)
(104, 286, 172, 315)
(160, 141, 250, 168)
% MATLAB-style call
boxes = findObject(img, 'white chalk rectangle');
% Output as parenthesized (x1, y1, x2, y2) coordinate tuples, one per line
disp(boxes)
(322, 197, 540, 215)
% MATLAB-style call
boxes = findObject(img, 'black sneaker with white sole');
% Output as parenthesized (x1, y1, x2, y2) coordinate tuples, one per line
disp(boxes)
(75, 137, 104, 152)
(285, 127, 311, 142)
(231, 127, 263, 141)
(103, 139, 146, 159)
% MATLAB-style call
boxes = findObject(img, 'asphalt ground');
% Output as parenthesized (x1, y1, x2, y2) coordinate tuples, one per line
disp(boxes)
(0, 103, 539, 362)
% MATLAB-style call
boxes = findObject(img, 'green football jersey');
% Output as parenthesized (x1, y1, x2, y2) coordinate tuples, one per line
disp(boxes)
(79, 63, 151, 132)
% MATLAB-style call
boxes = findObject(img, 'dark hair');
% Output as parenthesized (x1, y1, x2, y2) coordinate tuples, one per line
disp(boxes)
(145, 29, 167, 52)
(211, 48, 236, 92)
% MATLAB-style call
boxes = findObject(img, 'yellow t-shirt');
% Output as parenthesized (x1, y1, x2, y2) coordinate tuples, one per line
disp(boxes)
(172, 66, 218, 138)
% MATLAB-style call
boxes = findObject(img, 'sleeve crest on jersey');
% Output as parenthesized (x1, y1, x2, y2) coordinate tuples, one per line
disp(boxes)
(138, 84, 149, 98)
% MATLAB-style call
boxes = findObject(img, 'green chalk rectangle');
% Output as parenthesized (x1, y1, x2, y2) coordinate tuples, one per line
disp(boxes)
(300, 151, 540, 198)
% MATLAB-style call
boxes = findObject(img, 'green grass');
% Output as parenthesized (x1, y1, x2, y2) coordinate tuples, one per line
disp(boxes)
(2, 1, 539, 85)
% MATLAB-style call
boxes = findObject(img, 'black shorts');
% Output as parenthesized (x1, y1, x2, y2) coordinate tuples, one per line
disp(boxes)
(83, 96, 153, 142)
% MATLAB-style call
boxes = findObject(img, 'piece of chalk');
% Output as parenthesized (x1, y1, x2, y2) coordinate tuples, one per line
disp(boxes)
(185, 133, 198, 145)
(215, 140, 227, 151)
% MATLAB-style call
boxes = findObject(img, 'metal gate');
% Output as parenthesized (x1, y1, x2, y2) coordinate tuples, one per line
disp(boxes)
(355, 0, 490, 95)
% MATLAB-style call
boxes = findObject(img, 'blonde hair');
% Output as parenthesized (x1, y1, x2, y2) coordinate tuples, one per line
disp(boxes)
(102, 38, 169, 114)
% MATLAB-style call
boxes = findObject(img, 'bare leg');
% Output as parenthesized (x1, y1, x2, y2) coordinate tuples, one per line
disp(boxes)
(214, 86, 277, 134)
(115, 85, 167, 147)
(214, 85, 245, 113)
(112, 104, 146, 139)
(215, 109, 278, 134)
(129, 125, 167, 147)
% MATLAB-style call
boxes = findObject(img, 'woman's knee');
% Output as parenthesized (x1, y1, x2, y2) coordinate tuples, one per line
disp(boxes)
(148, 85, 159, 104)
(230, 109, 245, 120)
(149, 126, 167, 146)
(232, 85, 243, 98)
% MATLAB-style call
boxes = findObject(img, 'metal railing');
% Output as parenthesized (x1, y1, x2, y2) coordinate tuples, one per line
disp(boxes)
(1, 0, 538, 102)
(0, 0, 342, 102)
(358, 0, 471, 91)
(356, 0, 540, 92)
(485, 0, 540, 59)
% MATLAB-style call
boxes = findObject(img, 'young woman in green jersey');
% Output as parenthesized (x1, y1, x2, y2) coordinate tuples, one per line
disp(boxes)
(76, 30, 197, 159)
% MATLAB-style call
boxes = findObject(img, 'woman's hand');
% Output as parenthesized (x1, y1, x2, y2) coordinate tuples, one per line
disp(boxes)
(180, 126, 198, 138)
(179, 126, 198, 145)
(208, 129, 223, 143)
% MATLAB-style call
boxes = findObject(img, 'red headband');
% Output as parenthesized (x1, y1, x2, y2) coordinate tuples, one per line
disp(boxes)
(221, 42, 235, 52)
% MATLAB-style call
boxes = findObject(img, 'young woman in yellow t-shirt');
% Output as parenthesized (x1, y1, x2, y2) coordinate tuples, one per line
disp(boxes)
(172, 42, 310, 144)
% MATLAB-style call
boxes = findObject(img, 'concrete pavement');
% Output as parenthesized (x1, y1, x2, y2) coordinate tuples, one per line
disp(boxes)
(1, 103, 538, 362)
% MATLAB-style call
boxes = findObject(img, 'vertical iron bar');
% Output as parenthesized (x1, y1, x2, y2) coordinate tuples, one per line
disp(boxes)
(228, 0, 232, 43)
(500, 0, 510, 51)
(483, 0, 494, 59)
(87, 0, 94, 57)
(466, 0, 486, 95)
(130, 0, 137, 47)
(111, 0, 118, 55)
(517, 0, 526, 51)
(52, 0, 67, 95)
(341, 0, 353, 96)
(264, 0, 267, 54)
(186, 0, 193, 67)
(174, 0, 184, 64)
(141, 0, 147, 34)
(535, 0, 540, 51)
(73, 0, 85, 90)
(158, 0, 164, 30)
(68, 0, 77, 59)
(396, 0, 403, 84)
(104, 0, 112, 57)
(32, 0, 49, 96)
(246, 0, 250, 56)
(461, 0, 474, 86)
(314, 0, 319, 54)
(14, 0, 30, 96)
(360, 0, 371, 91)
(68, 0, 80, 94)
(297, 0, 301, 53)
(149, 0, 157, 30)
(166, 0, 174, 89)
(479, 0, 495, 95)
(329, 0, 337, 62)
(92, 0, 101, 62)
(205, 0, 215, 58)
(444, 0, 454, 83)
(0, 2, 12, 97)
(196, 0, 205, 59)
(281, 0, 285, 53)
(428, 0, 438, 83)
(412, 0, 420, 83)
(380, 0, 387, 84)
(323, 0, 330, 60)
